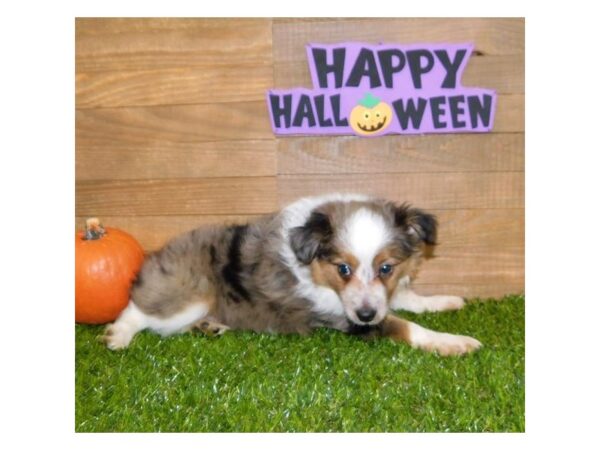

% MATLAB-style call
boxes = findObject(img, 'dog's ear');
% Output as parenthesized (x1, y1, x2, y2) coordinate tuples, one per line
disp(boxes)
(393, 203, 438, 245)
(289, 211, 333, 264)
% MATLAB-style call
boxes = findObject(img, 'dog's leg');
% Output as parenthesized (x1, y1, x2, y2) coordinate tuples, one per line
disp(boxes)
(191, 319, 230, 337)
(102, 301, 211, 350)
(101, 302, 149, 350)
(380, 314, 481, 356)
(389, 276, 465, 313)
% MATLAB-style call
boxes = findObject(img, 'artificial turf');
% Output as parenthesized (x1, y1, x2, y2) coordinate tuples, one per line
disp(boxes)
(75, 294, 524, 432)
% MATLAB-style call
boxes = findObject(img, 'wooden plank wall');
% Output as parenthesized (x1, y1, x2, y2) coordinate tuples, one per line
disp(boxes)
(76, 18, 524, 299)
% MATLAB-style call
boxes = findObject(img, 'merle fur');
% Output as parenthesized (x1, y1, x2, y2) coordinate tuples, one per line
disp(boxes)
(221, 225, 252, 302)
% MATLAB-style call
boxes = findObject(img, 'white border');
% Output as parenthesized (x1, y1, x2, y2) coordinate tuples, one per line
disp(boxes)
(3, 0, 600, 448)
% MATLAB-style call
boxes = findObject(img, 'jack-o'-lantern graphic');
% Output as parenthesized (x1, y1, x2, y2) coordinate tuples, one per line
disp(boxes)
(349, 93, 393, 136)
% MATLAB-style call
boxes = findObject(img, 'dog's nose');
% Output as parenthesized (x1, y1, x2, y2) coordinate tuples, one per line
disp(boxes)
(356, 307, 376, 323)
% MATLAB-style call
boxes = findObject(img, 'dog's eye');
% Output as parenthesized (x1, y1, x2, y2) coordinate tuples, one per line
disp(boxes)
(337, 264, 352, 278)
(379, 264, 393, 277)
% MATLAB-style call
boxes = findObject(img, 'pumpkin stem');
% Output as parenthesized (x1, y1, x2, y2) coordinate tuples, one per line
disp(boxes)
(83, 218, 106, 240)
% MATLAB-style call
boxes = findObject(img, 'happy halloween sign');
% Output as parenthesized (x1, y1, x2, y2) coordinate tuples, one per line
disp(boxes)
(267, 42, 497, 136)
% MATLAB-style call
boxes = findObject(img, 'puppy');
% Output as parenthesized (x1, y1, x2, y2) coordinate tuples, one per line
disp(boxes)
(103, 194, 481, 356)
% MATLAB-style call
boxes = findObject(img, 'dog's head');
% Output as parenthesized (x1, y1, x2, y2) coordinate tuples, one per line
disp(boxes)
(289, 200, 437, 326)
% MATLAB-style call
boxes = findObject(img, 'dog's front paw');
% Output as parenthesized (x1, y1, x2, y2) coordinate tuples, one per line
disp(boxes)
(427, 334, 482, 356)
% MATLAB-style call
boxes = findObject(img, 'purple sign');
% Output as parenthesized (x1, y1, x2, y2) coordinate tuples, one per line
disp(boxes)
(267, 42, 496, 137)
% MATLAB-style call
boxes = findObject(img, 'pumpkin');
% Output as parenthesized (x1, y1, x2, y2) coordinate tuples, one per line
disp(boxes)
(349, 92, 393, 136)
(75, 218, 145, 324)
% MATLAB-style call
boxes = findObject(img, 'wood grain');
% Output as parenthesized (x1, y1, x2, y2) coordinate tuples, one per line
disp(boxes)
(76, 18, 273, 72)
(76, 101, 274, 146)
(272, 18, 524, 60)
(76, 177, 278, 216)
(415, 248, 524, 285)
(431, 208, 523, 249)
(410, 283, 524, 299)
(274, 18, 357, 24)
(273, 55, 524, 94)
(494, 95, 524, 133)
(278, 172, 524, 209)
(76, 64, 273, 108)
(277, 133, 524, 174)
(77, 140, 277, 181)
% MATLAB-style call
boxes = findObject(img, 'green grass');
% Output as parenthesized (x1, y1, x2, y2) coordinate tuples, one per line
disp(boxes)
(75, 294, 524, 432)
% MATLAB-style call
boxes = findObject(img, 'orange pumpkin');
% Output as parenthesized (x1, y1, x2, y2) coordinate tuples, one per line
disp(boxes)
(75, 218, 145, 324)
